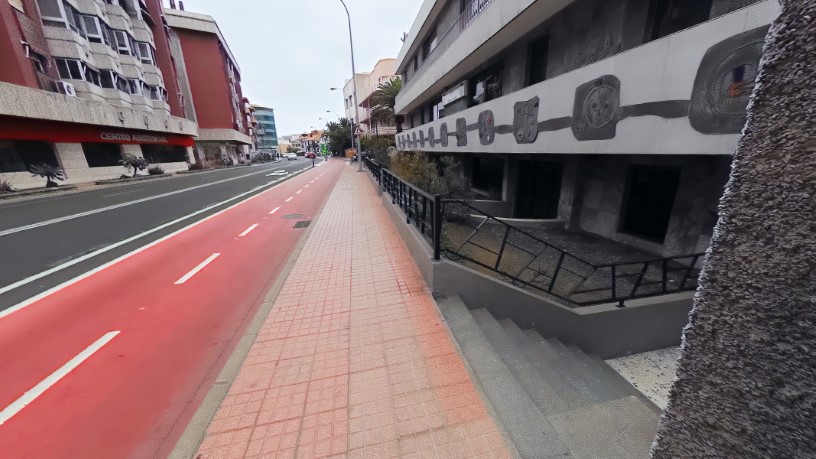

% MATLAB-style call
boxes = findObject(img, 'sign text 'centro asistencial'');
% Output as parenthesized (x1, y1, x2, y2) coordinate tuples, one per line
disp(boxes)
(100, 133, 169, 143)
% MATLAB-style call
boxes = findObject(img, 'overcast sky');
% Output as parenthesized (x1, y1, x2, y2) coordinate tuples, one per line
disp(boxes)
(169, 0, 423, 136)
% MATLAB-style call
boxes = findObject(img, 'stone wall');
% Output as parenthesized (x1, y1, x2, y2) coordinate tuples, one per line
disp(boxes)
(651, 1, 816, 456)
(574, 155, 730, 256)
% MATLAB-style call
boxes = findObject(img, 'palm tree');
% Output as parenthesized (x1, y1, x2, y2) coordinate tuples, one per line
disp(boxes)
(370, 78, 402, 131)
(29, 163, 65, 187)
(119, 154, 149, 177)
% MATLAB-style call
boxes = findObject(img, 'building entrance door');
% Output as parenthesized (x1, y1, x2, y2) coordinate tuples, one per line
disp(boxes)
(620, 165, 682, 241)
(515, 161, 562, 219)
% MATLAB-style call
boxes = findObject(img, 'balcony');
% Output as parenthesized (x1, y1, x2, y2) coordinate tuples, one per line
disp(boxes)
(396, 1, 777, 157)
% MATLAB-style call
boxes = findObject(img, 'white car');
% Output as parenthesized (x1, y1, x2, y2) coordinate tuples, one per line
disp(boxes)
(286, 153, 298, 160)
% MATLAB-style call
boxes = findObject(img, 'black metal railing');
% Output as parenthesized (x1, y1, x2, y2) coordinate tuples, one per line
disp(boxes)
(439, 200, 704, 307)
(363, 157, 382, 184)
(403, 0, 496, 90)
(375, 171, 703, 307)
(380, 169, 442, 260)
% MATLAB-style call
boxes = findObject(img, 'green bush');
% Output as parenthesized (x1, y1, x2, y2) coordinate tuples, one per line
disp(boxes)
(389, 151, 465, 197)
(147, 165, 165, 175)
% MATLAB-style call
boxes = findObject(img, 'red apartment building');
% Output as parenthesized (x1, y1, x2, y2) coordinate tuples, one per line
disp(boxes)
(164, 4, 251, 165)
(0, 0, 198, 189)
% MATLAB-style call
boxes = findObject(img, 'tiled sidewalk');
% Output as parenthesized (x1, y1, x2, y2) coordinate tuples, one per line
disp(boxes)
(196, 165, 511, 458)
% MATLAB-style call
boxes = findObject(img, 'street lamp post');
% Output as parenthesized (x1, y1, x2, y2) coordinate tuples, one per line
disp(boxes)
(338, 0, 362, 172)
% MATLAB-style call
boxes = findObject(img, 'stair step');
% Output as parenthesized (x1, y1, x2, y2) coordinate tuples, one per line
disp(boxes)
(524, 331, 603, 405)
(586, 354, 664, 414)
(545, 338, 627, 403)
(546, 395, 661, 458)
(470, 310, 569, 415)
(498, 319, 587, 411)
(437, 298, 570, 458)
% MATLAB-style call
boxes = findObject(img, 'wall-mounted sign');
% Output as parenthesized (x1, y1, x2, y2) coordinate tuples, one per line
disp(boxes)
(100, 133, 168, 144)
(442, 81, 468, 106)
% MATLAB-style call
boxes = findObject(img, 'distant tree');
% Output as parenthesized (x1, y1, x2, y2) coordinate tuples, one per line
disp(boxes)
(119, 154, 149, 177)
(324, 118, 359, 155)
(29, 163, 65, 187)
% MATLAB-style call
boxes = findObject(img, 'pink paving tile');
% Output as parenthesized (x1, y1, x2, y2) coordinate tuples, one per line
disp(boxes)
(196, 165, 510, 458)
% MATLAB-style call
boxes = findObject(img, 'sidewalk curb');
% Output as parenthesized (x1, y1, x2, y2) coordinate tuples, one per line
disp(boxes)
(168, 163, 339, 459)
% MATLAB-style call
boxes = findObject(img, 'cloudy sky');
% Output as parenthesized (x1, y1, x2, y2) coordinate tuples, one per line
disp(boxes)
(168, 0, 423, 136)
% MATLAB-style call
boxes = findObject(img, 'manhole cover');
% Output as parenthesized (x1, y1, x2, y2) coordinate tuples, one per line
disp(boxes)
(293, 220, 311, 229)
(282, 214, 306, 220)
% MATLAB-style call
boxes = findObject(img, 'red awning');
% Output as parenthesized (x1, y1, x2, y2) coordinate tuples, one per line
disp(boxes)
(0, 116, 195, 147)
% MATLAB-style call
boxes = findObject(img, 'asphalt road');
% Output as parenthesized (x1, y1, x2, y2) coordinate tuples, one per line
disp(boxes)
(0, 158, 344, 457)
(0, 158, 320, 309)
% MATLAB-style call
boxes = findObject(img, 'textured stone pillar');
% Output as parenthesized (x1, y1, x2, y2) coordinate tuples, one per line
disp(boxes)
(651, 2, 816, 457)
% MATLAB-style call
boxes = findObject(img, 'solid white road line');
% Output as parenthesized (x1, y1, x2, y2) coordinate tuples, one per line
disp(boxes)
(268, 207, 280, 215)
(174, 253, 220, 285)
(0, 331, 120, 425)
(285, 197, 293, 202)
(0, 166, 317, 318)
(238, 224, 259, 237)
(0, 166, 284, 238)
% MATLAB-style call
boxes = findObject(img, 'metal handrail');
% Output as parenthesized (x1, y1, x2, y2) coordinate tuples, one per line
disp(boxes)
(380, 168, 442, 260)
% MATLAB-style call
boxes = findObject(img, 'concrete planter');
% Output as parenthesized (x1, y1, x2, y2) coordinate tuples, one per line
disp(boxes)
(94, 174, 171, 185)
(0, 185, 79, 200)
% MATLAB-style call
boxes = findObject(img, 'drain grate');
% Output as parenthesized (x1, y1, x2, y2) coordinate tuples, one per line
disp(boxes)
(293, 220, 311, 229)
(282, 213, 306, 220)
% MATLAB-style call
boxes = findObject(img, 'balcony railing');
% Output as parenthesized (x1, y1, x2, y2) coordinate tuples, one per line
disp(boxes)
(403, 0, 495, 90)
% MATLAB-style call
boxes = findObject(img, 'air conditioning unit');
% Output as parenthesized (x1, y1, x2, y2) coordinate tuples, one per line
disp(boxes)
(56, 81, 77, 97)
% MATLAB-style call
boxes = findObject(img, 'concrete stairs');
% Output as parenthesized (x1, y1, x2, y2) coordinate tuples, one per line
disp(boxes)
(438, 296, 662, 458)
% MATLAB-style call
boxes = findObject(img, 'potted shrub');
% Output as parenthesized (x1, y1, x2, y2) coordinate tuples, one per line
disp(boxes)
(29, 163, 66, 188)
(120, 154, 149, 177)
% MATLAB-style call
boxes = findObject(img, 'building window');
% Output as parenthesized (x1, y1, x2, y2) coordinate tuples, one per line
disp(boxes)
(100, 70, 115, 89)
(136, 42, 154, 65)
(79, 15, 104, 43)
(36, 0, 65, 24)
(620, 165, 682, 242)
(24, 46, 49, 73)
(647, 0, 713, 41)
(82, 142, 122, 167)
(528, 35, 549, 86)
(113, 30, 132, 55)
(85, 68, 101, 86)
(55, 58, 84, 80)
(470, 64, 503, 105)
(128, 79, 142, 95)
(0, 141, 58, 173)
(115, 74, 129, 93)
(141, 144, 187, 163)
(423, 30, 438, 59)
(471, 157, 504, 200)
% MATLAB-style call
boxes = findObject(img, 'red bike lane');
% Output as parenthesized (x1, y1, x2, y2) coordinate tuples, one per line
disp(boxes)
(0, 160, 343, 458)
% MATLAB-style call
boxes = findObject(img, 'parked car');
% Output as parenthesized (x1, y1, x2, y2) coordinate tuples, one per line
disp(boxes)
(286, 153, 298, 161)
(305, 153, 316, 159)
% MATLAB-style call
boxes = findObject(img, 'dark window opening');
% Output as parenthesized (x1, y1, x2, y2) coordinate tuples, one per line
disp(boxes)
(528, 35, 550, 86)
(515, 161, 562, 219)
(423, 30, 438, 59)
(620, 165, 682, 242)
(647, 0, 713, 41)
(82, 142, 122, 167)
(141, 144, 187, 163)
(0, 141, 58, 173)
(471, 157, 504, 200)
(470, 64, 503, 106)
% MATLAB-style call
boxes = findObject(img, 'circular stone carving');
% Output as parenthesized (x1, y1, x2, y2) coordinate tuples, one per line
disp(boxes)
(583, 84, 619, 129)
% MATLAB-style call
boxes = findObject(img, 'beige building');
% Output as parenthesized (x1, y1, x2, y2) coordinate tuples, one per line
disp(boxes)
(359, 58, 399, 135)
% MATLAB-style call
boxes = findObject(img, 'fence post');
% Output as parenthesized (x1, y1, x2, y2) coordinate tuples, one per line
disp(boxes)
(433, 195, 442, 261)
(378, 169, 383, 196)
